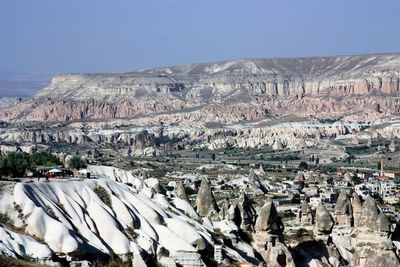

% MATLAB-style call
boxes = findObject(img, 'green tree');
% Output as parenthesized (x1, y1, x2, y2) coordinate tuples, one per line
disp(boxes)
(30, 151, 61, 167)
(0, 152, 30, 178)
(211, 153, 216, 161)
(69, 156, 87, 170)
(298, 161, 308, 170)
(377, 161, 382, 171)
(352, 174, 361, 184)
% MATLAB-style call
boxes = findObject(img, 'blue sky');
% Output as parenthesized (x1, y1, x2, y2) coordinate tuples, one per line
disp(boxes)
(0, 0, 399, 74)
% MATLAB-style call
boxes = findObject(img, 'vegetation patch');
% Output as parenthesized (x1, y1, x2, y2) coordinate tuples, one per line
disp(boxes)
(58, 203, 67, 214)
(93, 185, 112, 208)
(0, 255, 48, 267)
(124, 226, 139, 241)
(296, 228, 308, 237)
(69, 155, 87, 170)
(0, 151, 62, 178)
(0, 212, 26, 235)
(103, 254, 132, 267)
(0, 182, 7, 192)
(45, 205, 58, 220)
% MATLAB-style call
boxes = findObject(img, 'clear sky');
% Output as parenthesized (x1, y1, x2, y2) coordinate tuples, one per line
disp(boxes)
(1, 0, 399, 74)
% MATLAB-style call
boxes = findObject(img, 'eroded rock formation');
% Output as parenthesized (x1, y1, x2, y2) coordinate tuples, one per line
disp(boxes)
(314, 202, 334, 238)
(334, 190, 353, 226)
(253, 199, 295, 267)
(2, 54, 400, 125)
(195, 177, 219, 217)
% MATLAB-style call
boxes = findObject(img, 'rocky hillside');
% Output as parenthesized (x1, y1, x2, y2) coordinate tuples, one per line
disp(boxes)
(1, 167, 399, 266)
(2, 53, 400, 124)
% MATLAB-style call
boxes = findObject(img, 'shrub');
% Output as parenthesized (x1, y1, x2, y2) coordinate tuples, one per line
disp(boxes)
(124, 226, 139, 240)
(296, 228, 308, 237)
(93, 186, 112, 208)
(0, 212, 13, 226)
(105, 254, 132, 267)
(0, 212, 26, 235)
(45, 205, 58, 220)
(0, 254, 49, 267)
(298, 161, 308, 170)
(0, 182, 6, 192)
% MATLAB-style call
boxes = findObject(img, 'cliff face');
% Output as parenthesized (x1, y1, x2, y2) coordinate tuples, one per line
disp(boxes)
(2, 53, 400, 124)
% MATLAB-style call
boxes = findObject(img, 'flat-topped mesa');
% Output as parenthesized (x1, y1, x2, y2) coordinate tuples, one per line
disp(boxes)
(35, 54, 400, 101)
(351, 192, 363, 227)
(195, 177, 219, 217)
(174, 181, 189, 203)
(334, 190, 353, 226)
(299, 200, 313, 226)
(237, 191, 256, 232)
(313, 202, 334, 237)
(2, 53, 400, 124)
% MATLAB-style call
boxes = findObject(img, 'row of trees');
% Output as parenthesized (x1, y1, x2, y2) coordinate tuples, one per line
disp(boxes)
(0, 152, 86, 178)
(0, 151, 62, 177)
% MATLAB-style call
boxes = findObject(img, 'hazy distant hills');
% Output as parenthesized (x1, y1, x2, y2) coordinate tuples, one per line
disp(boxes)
(0, 70, 52, 98)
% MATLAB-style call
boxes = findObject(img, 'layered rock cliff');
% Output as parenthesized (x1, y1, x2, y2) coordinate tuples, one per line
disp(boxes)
(2, 53, 400, 124)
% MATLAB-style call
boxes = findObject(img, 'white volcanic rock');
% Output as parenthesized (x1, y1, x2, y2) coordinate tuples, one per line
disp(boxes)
(352, 192, 363, 227)
(236, 192, 256, 232)
(0, 166, 211, 266)
(0, 120, 366, 154)
(88, 165, 144, 189)
(0, 225, 53, 259)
